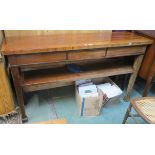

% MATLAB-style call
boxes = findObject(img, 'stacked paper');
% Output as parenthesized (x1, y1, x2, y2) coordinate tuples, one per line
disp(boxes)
(97, 83, 122, 98)
(76, 79, 122, 99)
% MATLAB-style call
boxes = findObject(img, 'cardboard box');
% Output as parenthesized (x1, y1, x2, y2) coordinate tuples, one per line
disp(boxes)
(75, 77, 122, 116)
(75, 87, 103, 116)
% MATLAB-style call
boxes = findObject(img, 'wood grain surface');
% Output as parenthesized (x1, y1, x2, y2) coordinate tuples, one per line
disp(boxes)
(0, 61, 15, 115)
(106, 46, 146, 57)
(8, 52, 67, 66)
(2, 31, 153, 55)
(68, 49, 106, 60)
(4, 30, 111, 37)
(23, 61, 133, 92)
(0, 30, 15, 115)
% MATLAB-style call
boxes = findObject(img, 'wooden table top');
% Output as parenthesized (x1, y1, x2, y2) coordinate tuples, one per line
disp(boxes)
(1, 31, 153, 55)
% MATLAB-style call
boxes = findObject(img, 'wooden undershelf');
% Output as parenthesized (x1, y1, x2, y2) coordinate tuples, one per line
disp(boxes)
(23, 61, 133, 92)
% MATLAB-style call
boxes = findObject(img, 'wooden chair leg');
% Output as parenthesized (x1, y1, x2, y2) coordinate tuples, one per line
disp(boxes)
(122, 104, 132, 124)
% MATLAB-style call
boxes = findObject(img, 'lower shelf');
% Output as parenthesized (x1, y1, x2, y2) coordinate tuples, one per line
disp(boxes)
(23, 61, 133, 92)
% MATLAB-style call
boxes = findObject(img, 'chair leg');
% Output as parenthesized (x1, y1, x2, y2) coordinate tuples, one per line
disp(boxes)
(122, 104, 132, 124)
(129, 113, 139, 124)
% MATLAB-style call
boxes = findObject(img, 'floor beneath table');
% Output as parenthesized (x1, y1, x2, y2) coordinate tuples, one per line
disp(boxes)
(25, 77, 155, 124)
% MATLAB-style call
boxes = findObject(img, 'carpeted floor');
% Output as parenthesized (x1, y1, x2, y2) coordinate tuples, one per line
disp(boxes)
(25, 76, 155, 124)
(1, 76, 154, 124)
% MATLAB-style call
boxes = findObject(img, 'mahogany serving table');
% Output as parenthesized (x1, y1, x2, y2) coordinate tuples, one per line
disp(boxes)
(1, 31, 153, 122)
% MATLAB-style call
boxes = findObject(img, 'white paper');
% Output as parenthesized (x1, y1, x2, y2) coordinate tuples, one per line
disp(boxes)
(78, 84, 98, 98)
(97, 83, 122, 98)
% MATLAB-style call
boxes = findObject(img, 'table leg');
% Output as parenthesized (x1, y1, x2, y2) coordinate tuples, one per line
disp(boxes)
(10, 67, 28, 122)
(143, 72, 154, 97)
(124, 55, 144, 101)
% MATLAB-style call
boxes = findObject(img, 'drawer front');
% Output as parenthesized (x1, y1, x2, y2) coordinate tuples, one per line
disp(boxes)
(68, 49, 106, 61)
(9, 52, 66, 66)
(106, 46, 146, 57)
